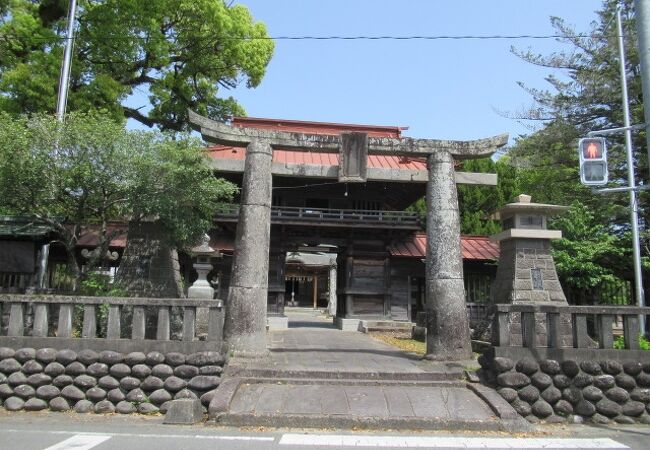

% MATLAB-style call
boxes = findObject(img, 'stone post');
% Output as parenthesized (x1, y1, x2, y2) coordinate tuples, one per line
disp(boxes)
(223, 139, 272, 357)
(328, 258, 337, 317)
(425, 151, 472, 361)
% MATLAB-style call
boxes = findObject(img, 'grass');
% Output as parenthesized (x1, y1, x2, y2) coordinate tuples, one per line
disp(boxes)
(369, 331, 426, 356)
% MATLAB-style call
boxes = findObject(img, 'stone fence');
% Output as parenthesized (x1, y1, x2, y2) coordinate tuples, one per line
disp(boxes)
(480, 304, 650, 425)
(0, 295, 224, 354)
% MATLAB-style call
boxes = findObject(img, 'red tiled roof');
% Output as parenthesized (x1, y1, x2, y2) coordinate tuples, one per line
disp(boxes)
(390, 234, 499, 261)
(74, 224, 127, 248)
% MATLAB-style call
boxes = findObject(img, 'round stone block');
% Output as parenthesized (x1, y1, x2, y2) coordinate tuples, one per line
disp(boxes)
(14, 384, 35, 399)
(109, 363, 131, 379)
(631, 388, 650, 403)
(98, 376, 120, 390)
(8, 372, 27, 386)
(623, 361, 643, 376)
(596, 398, 622, 417)
(74, 375, 97, 390)
(562, 387, 583, 404)
(99, 351, 124, 365)
(574, 400, 596, 417)
(614, 415, 636, 424)
(64, 362, 86, 376)
(119, 376, 140, 391)
(0, 347, 16, 360)
(163, 376, 186, 392)
(580, 361, 602, 375)
(87, 363, 109, 378)
(74, 399, 93, 413)
(145, 352, 165, 366)
(553, 375, 572, 390)
(591, 413, 611, 424)
(531, 399, 553, 418)
(86, 387, 107, 402)
(560, 360, 580, 378)
(186, 352, 223, 366)
(553, 399, 573, 417)
(615, 373, 636, 390)
(540, 359, 561, 375)
(174, 388, 198, 400)
(593, 375, 616, 390)
(126, 388, 147, 403)
(138, 402, 159, 415)
(49, 396, 71, 412)
(107, 388, 125, 404)
(582, 386, 604, 402)
(531, 372, 552, 390)
(573, 373, 593, 388)
(141, 376, 164, 392)
(44, 362, 66, 377)
(0, 358, 22, 374)
(198, 366, 222, 376)
(24, 397, 48, 411)
(131, 364, 151, 380)
(601, 360, 623, 375)
(151, 364, 173, 380)
(27, 373, 52, 388)
(518, 385, 540, 403)
(94, 400, 115, 414)
(77, 350, 99, 366)
(511, 399, 531, 416)
(606, 387, 630, 404)
(159, 400, 172, 415)
(53, 375, 73, 388)
(200, 389, 218, 407)
(540, 386, 562, 405)
(492, 357, 514, 373)
(15, 348, 36, 363)
(497, 372, 530, 389)
(36, 385, 60, 401)
(622, 401, 646, 417)
(125, 352, 146, 366)
(497, 388, 517, 403)
(116, 400, 136, 414)
(61, 385, 86, 402)
(35, 348, 57, 364)
(515, 358, 539, 376)
(165, 353, 186, 367)
(0, 373, 6, 384)
(636, 372, 650, 387)
(149, 389, 172, 405)
(56, 349, 77, 366)
(22, 360, 43, 375)
(640, 413, 650, 425)
(174, 365, 199, 379)
(4, 396, 24, 411)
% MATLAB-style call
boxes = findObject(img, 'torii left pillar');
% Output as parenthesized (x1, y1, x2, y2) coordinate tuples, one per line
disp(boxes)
(223, 139, 272, 357)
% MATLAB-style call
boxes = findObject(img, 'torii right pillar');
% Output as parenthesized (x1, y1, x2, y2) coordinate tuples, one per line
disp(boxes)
(425, 150, 472, 360)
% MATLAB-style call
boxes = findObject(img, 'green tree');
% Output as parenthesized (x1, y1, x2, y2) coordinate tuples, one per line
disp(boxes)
(0, 112, 236, 283)
(0, 0, 274, 130)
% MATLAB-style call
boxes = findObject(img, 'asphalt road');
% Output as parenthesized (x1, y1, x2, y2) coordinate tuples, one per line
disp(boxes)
(0, 412, 649, 450)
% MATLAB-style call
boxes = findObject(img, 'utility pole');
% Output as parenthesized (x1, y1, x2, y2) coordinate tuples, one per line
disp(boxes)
(55, 0, 78, 122)
(636, 0, 650, 177)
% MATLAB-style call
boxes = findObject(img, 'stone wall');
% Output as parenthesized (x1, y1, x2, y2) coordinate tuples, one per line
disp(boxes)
(479, 351, 650, 424)
(0, 347, 223, 415)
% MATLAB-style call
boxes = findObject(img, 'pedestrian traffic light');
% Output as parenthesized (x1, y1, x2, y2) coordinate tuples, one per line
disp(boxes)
(579, 137, 608, 186)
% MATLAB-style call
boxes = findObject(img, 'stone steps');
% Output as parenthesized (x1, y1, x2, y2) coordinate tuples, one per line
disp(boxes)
(224, 366, 464, 382)
(360, 320, 414, 334)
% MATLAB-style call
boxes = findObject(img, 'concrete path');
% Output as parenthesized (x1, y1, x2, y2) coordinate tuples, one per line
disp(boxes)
(210, 309, 529, 431)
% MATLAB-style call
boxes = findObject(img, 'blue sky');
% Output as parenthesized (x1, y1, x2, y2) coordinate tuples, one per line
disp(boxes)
(222, 0, 604, 145)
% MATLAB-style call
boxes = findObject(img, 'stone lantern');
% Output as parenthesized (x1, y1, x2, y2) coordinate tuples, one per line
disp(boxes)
(188, 234, 221, 299)
(490, 194, 571, 345)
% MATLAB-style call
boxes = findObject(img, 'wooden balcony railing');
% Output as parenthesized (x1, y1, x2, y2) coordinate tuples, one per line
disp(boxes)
(215, 204, 424, 229)
(0, 294, 224, 353)
(492, 304, 650, 350)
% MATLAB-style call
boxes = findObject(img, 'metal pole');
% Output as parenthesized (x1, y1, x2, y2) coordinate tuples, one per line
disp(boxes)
(635, 0, 650, 178)
(56, 0, 78, 122)
(617, 6, 646, 335)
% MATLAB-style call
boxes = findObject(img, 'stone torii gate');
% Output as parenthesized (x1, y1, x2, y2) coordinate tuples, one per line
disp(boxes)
(189, 111, 508, 360)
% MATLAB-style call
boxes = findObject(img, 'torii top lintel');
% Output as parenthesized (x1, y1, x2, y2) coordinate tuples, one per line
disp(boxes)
(188, 110, 508, 160)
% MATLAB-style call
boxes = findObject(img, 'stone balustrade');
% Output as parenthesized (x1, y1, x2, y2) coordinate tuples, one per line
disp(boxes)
(492, 304, 650, 351)
(0, 295, 224, 354)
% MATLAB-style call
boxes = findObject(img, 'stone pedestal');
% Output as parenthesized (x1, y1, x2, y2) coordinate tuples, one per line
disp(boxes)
(424, 151, 472, 361)
(223, 139, 272, 358)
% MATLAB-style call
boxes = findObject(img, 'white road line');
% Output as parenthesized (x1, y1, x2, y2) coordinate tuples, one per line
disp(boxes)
(42, 434, 112, 450)
(3, 429, 274, 442)
(278, 434, 630, 448)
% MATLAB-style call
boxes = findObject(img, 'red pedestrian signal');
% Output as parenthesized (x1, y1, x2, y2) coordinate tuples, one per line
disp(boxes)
(578, 138, 608, 186)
